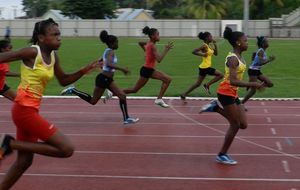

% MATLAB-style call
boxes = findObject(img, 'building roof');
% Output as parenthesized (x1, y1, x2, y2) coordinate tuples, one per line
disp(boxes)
(42, 9, 81, 20)
(116, 8, 153, 20)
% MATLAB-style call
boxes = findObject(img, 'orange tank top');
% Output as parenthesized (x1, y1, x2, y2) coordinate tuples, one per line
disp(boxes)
(217, 52, 246, 98)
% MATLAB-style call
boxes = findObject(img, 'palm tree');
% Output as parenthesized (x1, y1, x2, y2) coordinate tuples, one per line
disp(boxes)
(250, 0, 284, 19)
(183, 0, 227, 19)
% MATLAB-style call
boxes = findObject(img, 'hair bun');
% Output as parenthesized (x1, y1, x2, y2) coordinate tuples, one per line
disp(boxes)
(223, 27, 233, 40)
(198, 32, 204, 40)
(99, 30, 109, 43)
(142, 26, 150, 35)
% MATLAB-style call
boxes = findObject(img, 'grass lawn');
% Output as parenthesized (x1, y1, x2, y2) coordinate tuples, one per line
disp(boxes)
(5, 37, 300, 98)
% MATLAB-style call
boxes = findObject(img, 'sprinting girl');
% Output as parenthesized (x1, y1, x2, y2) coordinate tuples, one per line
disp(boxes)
(0, 40, 19, 101)
(123, 26, 173, 108)
(61, 30, 139, 124)
(180, 32, 223, 101)
(241, 36, 275, 105)
(0, 18, 97, 189)
(200, 27, 265, 165)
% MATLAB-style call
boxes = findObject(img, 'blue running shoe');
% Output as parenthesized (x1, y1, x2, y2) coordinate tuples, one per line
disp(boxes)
(60, 86, 75, 95)
(216, 154, 237, 165)
(123, 117, 139, 125)
(199, 100, 218, 113)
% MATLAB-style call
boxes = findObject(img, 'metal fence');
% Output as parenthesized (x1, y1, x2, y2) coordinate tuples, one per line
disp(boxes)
(1, 19, 299, 38)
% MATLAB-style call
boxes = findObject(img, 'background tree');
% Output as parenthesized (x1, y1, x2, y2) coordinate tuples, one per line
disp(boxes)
(146, 0, 184, 19)
(115, 0, 147, 9)
(183, 0, 227, 19)
(61, 0, 117, 19)
(249, 0, 284, 19)
(22, 0, 49, 18)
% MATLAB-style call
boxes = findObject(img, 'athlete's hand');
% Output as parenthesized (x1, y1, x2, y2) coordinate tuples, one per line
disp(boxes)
(269, 55, 275, 62)
(81, 60, 99, 75)
(165, 42, 174, 51)
(122, 67, 129, 75)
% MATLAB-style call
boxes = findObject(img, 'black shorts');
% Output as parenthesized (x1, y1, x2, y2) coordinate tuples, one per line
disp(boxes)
(199, 67, 216, 76)
(95, 73, 114, 89)
(0, 84, 10, 95)
(140, 66, 155, 78)
(217, 93, 241, 106)
(248, 69, 262, 77)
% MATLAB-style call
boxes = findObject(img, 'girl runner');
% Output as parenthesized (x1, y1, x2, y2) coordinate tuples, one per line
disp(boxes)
(123, 26, 173, 108)
(200, 27, 265, 165)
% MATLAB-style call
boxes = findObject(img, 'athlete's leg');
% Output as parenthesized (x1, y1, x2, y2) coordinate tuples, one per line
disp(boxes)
(181, 75, 205, 98)
(241, 76, 258, 104)
(123, 76, 149, 94)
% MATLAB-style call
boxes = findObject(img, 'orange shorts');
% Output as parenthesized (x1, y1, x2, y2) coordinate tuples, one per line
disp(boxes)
(12, 103, 57, 142)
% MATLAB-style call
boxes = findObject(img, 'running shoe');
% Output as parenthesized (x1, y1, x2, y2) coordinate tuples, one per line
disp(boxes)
(102, 90, 113, 104)
(216, 154, 238, 165)
(123, 117, 139, 125)
(199, 100, 218, 113)
(60, 85, 75, 95)
(180, 95, 187, 103)
(0, 134, 14, 159)
(203, 84, 211, 95)
(154, 99, 169, 108)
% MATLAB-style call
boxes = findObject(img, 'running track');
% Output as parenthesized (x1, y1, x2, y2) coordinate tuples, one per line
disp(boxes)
(0, 97, 299, 190)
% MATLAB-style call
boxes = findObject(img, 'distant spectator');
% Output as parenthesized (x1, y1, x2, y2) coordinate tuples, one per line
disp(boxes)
(4, 26, 11, 42)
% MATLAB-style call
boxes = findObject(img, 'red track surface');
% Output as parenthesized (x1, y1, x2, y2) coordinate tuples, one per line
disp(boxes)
(0, 97, 299, 190)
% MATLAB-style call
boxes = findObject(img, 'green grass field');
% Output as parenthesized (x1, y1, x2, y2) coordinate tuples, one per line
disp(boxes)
(6, 37, 300, 98)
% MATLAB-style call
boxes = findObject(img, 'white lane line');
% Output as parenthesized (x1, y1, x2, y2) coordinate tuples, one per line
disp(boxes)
(169, 100, 300, 161)
(266, 117, 272, 123)
(271, 128, 277, 135)
(74, 151, 300, 157)
(0, 173, 299, 182)
(276, 142, 283, 151)
(281, 160, 291, 173)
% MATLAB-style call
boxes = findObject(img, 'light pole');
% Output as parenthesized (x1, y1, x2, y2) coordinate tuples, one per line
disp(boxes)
(243, 0, 249, 35)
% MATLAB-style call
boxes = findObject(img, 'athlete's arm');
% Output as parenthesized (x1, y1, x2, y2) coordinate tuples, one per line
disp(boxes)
(153, 42, 173, 63)
(227, 56, 263, 89)
(54, 53, 98, 86)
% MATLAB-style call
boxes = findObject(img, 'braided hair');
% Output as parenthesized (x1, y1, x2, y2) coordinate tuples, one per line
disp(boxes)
(30, 18, 58, 44)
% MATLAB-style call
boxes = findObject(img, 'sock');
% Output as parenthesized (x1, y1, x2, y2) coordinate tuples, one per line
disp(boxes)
(119, 99, 129, 120)
(72, 88, 92, 103)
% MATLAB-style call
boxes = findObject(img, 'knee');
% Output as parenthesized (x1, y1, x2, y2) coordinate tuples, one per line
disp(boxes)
(60, 144, 74, 158)
(164, 77, 172, 84)
(239, 122, 248, 129)
(118, 93, 126, 101)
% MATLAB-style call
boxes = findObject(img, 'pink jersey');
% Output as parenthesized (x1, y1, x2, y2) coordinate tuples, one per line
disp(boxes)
(143, 42, 156, 69)
(0, 63, 9, 90)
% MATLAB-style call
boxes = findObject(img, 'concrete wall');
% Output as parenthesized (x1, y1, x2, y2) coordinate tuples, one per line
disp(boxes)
(0, 19, 298, 38)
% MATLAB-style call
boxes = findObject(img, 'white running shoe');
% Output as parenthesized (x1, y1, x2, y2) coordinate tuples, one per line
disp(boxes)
(154, 99, 169, 108)
(123, 117, 139, 125)
(60, 85, 75, 95)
